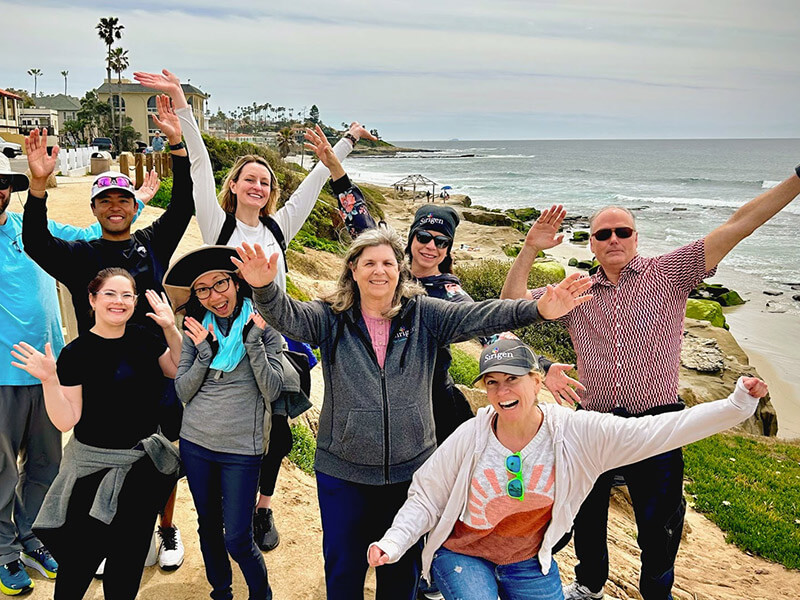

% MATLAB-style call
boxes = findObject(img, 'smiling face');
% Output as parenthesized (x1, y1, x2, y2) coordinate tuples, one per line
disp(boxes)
(350, 244, 400, 306)
(91, 191, 136, 238)
(482, 371, 541, 424)
(193, 271, 239, 318)
(230, 162, 273, 212)
(88, 275, 137, 327)
(409, 229, 449, 277)
(589, 208, 639, 275)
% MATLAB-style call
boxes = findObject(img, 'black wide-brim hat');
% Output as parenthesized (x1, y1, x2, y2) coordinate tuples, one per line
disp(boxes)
(163, 245, 240, 312)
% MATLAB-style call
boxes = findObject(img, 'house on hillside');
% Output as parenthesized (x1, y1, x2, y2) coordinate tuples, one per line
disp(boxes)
(0, 88, 23, 135)
(34, 94, 81, 129)
(97, 79, 209, 144)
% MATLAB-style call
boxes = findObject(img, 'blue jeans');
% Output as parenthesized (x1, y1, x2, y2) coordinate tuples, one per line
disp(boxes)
(431, 547, 563, 600)
(573, 448, 685, 600)
(316, 471, 420, 600)
(180, 439, 270, 600)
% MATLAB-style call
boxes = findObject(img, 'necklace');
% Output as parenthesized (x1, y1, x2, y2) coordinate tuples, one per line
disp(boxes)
(0, 224, 22, 253)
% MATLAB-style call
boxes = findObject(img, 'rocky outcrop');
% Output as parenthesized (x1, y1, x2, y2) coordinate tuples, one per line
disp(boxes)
(679, 319, 778, 436)
(530, 259, 565, 282)
(685, 298, 728, 329)
(571, 230, 590, 242)
(690, 282, 745, 307)
(462, 209, 513, 226)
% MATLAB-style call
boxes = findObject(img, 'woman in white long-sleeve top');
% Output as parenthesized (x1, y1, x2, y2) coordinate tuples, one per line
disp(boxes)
(367, 338, 767, 600)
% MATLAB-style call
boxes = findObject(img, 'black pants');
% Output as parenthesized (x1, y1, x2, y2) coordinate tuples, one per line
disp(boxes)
(35, 457, 177, 600)
(258, 415, 293, 497)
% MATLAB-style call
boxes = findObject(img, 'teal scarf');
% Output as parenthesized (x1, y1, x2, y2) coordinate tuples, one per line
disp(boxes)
(203, 297, 253, 372)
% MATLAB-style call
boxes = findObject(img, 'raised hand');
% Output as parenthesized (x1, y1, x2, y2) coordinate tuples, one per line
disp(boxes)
(367, 545, 390, 567)
(525, 205, 566, 251)
(348, 122, 377, 142)
(145, 290, 176, 329)
(543, 363, 586, 406)
(304, 125, 341, 173)
(24, 129, 60, 186)
(742, 377, 768, 399)
(249, 312, 267, 331)
(134, 169, 160, 205)
(536, 272, 593, 320)
(132, 69, 188, 108)
(10, 342, 57, 383)
(184, 316, 216, 347)
(231, 242, 280, 289)
(151, 95, 182, 144)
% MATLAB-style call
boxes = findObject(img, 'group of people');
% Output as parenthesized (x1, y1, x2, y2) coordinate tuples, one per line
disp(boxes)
(0, 66, 798, 600)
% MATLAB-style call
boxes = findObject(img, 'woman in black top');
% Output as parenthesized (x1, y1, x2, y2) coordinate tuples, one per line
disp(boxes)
(11, 267, 183, 600)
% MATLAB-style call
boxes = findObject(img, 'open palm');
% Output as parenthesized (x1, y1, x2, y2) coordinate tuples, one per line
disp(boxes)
(525, 205, 566, 250)
(24, 129, 59, 181)
(537, 272, 593, 320)
(10, 342, 57, 383)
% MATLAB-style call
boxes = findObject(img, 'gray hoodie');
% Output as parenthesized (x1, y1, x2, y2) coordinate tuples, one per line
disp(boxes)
(252, 283, 544, 485)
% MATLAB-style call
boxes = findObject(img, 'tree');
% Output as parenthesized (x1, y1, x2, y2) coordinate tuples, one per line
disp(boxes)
(7, 88, 35, 108)
(276, 127, 293, 158)
(108, 47, 129, 151)
(61, 70, 69, 95)
(27, 68, 42, 96)
(370, 128, 381, 140)
(309, 104, 320, 125)
(96, 17, 124, 153)
(76, 89, 112, 141)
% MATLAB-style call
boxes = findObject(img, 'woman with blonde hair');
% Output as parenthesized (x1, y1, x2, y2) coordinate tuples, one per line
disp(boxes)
(133, 69, 375, 549)
(231, 226, 593, 600)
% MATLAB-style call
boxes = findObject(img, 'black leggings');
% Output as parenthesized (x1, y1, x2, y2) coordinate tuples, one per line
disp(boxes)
(258, 414, 293, 497)
(35, 458, 176, 600)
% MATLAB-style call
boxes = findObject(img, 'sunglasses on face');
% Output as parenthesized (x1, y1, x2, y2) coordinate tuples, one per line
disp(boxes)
(94, 175, 133, 190)
(414, 230, 452, 249)
(505, 452, 525, 501)
(193, 277, 232, 300)
(0, 176, 12, 190)
(591, 227, 635, 241)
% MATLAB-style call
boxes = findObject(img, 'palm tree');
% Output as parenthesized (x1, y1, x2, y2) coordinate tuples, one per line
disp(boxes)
(277, 127, 293, 158)
(96, 17, 124, 144)
(27, 68, 42, 96)
(61, 70, 69, 95)
(109, 47, 129, 151)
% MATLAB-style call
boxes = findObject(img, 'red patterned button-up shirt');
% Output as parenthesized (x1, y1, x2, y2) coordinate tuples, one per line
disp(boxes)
(531, 239, 716, 413)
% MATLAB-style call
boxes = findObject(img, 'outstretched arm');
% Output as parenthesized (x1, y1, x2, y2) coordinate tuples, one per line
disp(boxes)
(704, 168, 800, 271)
(501, 205, 566, 300)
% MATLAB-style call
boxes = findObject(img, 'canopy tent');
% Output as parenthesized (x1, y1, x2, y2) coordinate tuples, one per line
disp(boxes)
(391, 174, 439, 200)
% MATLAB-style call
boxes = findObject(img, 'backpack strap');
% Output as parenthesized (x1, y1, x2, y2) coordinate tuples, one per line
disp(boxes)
(215, 212, 238, 245)
(260, 215, 289, 273)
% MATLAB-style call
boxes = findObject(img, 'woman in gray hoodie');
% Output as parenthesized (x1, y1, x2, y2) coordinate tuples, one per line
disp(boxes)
(232, 226, 592, 600)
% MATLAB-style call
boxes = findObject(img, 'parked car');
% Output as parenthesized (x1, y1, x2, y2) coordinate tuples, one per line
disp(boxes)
(0, 135, 22, 158)
(91, 137, 115, 158)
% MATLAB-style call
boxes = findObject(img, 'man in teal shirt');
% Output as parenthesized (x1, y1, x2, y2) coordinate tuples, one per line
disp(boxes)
(0, 154, 150, 595)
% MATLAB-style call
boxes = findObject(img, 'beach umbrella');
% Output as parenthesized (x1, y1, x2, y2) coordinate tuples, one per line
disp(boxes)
(441, 185, 452, 190)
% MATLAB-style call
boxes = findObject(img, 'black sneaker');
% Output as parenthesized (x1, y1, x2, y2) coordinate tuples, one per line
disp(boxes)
(253, 508, 280, 552)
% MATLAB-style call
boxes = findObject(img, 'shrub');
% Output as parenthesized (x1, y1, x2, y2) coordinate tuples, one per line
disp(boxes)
(148, 176, 172, 210)
(285, 276, 311, 301)
(288, 423, 316, 475)
(449, 347, 480, 387)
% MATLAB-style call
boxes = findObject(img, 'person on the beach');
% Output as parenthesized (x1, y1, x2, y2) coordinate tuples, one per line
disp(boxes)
(132, 68, 376, 552)
(366, 339, 768, 600)
(151, 131, 165, 153)
(11, 268, 183, 600)
(231, 226, 593, 600)
(165, 246, 284, 600)
(500, 163, 800, 600)
(21, 95, 193, 573)
(0, 152, 156, 596)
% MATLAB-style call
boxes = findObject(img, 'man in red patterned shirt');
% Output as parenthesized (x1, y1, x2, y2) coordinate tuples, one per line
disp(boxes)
(500, 165, 800, 600)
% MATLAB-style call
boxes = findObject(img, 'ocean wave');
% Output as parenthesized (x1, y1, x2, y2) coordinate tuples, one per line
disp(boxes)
(613, 193, 738, 209)
(762, 180, 781, 189)
(476, 154, 537, 159)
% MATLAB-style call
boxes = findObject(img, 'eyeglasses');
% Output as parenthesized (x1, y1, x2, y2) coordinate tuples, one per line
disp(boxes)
(0, 176, 12, 190)
(414, 230, 452, 249)
(94, 175, 133, 190)
(193, 277, 232, 300)
(94, 290, 137, 303)
(591, 227, 635, 241)
(505, 452, 525, 501)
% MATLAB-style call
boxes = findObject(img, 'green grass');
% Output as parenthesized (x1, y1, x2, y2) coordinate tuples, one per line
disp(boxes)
(449, 347, 480, 387)
(684, 433, 800, 569)
(285, 276, 311, 301)
(288, 423, 317, 475)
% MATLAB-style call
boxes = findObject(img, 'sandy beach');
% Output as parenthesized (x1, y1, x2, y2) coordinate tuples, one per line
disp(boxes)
(11, 171, 800, 600)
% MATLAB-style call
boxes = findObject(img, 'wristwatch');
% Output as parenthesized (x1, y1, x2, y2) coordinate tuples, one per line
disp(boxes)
(168, 141, 186, 152)
(343, 133, 358, 146)
(795, 164, 800, 179)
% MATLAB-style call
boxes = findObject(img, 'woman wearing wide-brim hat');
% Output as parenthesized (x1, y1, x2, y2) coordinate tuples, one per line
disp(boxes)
(164, 246, 284, 600)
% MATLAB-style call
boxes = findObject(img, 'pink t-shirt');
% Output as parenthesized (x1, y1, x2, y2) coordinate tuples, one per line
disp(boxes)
(362, 314, 391, 368)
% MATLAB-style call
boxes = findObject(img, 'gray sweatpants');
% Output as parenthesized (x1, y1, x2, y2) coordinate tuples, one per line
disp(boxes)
(0, 385, 62, 566)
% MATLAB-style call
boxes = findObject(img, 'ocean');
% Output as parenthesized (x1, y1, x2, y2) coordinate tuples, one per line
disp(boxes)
(345, 138, 800, 314)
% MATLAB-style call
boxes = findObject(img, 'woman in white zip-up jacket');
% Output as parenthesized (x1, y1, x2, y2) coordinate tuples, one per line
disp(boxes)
(133, 69, 376, 551)
(368, 338, 766, 600)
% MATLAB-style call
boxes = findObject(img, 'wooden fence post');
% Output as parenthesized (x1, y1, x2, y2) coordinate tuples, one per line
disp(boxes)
(134, 154, 144, 189)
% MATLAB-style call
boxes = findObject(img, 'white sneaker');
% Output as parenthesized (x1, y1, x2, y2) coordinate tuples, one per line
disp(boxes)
(563, 580, 604, 600)
(157, 525, 184, 571)
(145, 529, 158, 567)
(94, 559, 105, 579)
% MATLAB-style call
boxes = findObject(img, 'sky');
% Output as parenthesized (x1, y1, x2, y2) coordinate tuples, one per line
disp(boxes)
(1, 0, 799, 141)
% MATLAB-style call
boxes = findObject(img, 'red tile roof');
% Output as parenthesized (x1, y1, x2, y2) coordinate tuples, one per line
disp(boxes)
(0, 88, 24, 100)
